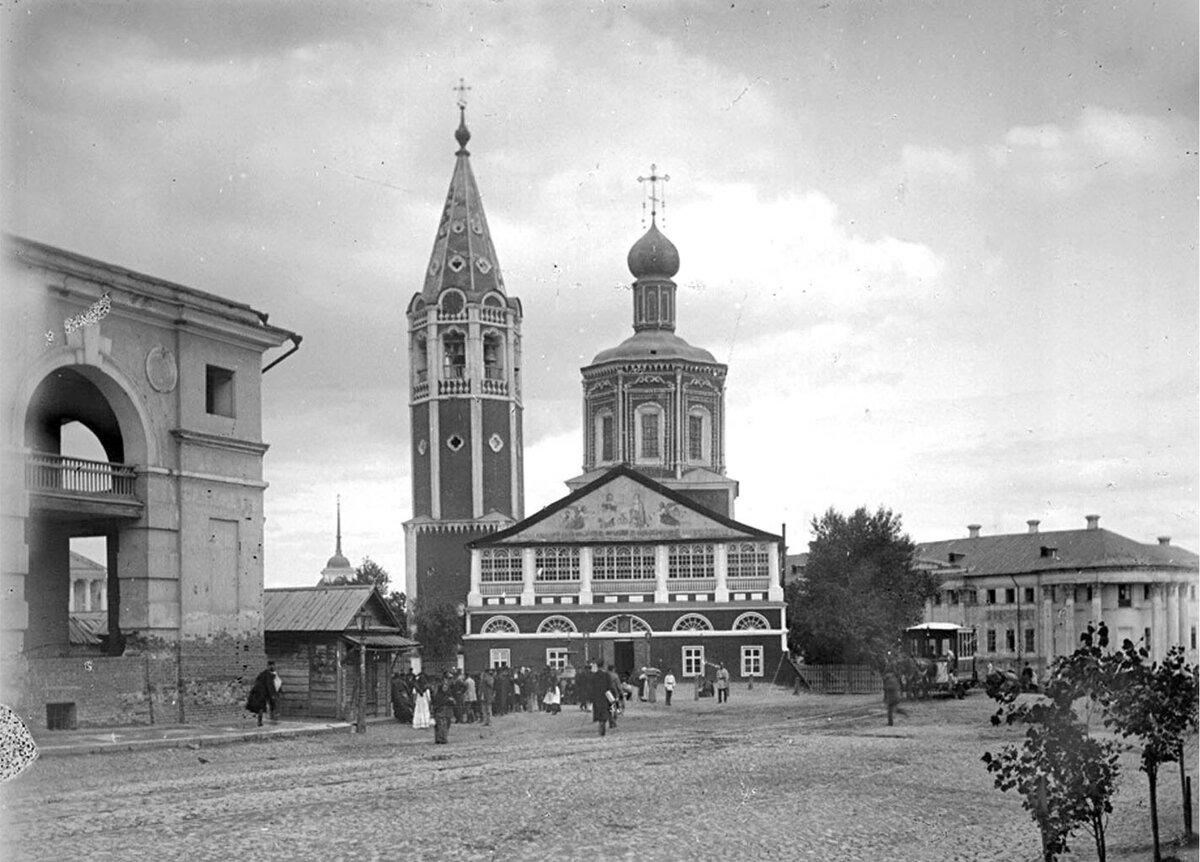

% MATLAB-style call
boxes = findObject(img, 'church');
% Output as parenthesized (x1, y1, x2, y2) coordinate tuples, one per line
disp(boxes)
(404, 106, 787, 683)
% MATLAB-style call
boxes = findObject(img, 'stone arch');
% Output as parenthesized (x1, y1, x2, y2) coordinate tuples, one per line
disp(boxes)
(481, 615, 519, 634)
(595, 614, 651, 634)
(732, 612, 770, 631)
(672, 613, 714, 632)
(536, 615, 577, 634)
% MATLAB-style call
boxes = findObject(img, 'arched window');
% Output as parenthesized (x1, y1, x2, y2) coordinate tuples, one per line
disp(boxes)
(483, 331, 504, 380)
(413, 334, 428, 383)
(442, 329, 466, 379)
(596, 615, 651, 634)
(687, 406, 711, 465)
(537, 616, 578, 634)
(481, 615, 519, 634)
(594, 409, 615, 464)
(634, 403, 664, 463)
(672, 613, 714, 632)
(732, 612, 770, 631)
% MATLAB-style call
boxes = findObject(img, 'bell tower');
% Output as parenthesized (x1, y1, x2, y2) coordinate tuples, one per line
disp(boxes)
(404, 96, 525, 610)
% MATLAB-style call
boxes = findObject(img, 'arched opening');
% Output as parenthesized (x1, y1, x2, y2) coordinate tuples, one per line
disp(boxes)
(482, 331, 504, 381)
(21, 367, 145, 657)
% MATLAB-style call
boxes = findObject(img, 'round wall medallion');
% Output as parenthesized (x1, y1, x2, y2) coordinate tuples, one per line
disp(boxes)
(145, 345, 178, 393)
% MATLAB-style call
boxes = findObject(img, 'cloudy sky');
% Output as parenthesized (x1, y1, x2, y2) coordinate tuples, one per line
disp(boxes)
(5, 1, 1197, 587)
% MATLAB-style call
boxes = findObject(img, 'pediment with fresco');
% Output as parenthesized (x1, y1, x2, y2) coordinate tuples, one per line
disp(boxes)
(488, 472, 769, 545)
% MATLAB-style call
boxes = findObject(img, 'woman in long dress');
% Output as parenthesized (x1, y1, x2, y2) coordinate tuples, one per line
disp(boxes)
(411, 680, 431, 730)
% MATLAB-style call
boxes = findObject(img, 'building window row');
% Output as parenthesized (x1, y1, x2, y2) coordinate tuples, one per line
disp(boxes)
(727, 543, 770, 579)
(534, 547, 580, 581)
(480, 547, 523, 582)
(476, 611, 772, 636)
(593, 545, 656, 580)
(668, 544, 714, 579)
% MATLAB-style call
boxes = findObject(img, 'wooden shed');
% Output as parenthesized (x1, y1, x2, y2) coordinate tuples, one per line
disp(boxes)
(264, 585, 416, 721)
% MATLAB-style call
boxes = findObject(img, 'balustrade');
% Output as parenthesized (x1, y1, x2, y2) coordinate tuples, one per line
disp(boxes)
(666, 578, 717, 592)
(26, 453, 137, 497)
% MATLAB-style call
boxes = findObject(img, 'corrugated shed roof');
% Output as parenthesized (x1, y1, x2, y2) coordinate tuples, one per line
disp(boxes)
(916, 528, 1198, 577)
(68, 615, 107, 645)
(264, 585, 384, 632)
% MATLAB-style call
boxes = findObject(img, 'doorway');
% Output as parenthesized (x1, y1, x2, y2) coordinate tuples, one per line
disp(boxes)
(614, 640, 634, 679)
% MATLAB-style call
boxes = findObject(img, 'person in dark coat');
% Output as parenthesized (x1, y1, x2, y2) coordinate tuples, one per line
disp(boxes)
(883, 668, 907, 726)
(431, 672, 456, 744)
(584, 660, 613, 737)
(246, 661, 280, 726)
(390, 672, 413, 723)
(496, 666, 512, 715)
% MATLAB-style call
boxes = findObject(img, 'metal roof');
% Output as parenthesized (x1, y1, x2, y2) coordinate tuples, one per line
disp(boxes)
(264, 585, 402, 633)
(916, 528, 1197, 577)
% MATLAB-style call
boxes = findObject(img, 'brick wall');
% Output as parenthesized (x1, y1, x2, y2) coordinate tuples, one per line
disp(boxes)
(6, 633, 267, 730)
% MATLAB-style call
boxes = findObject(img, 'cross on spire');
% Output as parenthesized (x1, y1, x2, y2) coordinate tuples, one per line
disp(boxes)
(637, 163, 670, 226)
(453, 77, 472, 109)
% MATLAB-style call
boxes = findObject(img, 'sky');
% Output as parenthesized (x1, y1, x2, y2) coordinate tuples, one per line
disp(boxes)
(4, 1, 1197, 588)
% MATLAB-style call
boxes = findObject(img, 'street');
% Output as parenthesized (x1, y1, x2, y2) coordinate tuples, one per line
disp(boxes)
(2, 687, 1196, 862)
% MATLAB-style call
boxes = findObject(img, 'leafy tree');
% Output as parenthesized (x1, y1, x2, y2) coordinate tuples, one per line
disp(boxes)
(408, 598, 463, 661)
(1095, 641, 1199, 862)
(787, 506, 936, 664)
(329, 557, 407, 630)
(984, 626, 1121, 861)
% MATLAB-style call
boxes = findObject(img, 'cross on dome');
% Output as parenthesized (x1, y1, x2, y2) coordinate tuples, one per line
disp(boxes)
(637, 163, 670, 227)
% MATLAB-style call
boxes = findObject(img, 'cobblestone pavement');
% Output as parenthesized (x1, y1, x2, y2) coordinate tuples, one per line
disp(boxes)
(2, 688, 1196, 862)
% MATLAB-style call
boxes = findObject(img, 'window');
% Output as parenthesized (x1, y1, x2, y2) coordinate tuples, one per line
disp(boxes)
(483, 333, 504, 380)
(545, 648, 570, 670)
(442, 331, 466, 379)
(1118, 585, 1132, 608)
(668, 544, 715, 579)
(205, 365, 235, 417)
(986, 629, 997, 652)
(481, 616, 518, 634)
(1144, 627, 1151, 647)
(489, 648, 511, 669)
(933, 592, 943, 606)
(480, 548, 523, 582)
(726, 543, 770, 579)
(1005, 629, 1016, 652)
(1143, 584, 1152, 601)
(732, 613, 769, 630)
(638, 405, 667, 465)
(948, 590, 959, 605)
(594, 412, 615, 463)
(1004, 588, 1015, 605)
(1191, 626, 1196, 650)
(1024, 629, 1035, 654)
(413, 335, 428, 383)
(688, 413, 704, 460)
(741, 645, 763, 678)
(673, 614, 714, 632)
(537, 616, 577, 634)
(1085, 586, 1093, 602)
(1025, 587, 1035, 604)
(985, 589, 996, 605)
(534, 547, 580, 581)
(592, 545, 656, 581)
(682, 646, 705, 677)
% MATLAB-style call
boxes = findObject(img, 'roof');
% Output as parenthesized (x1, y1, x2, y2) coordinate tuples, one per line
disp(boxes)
(471, 464, 780, 548)
(418, 109, 507, 303)
(347, 633, 420, 649)
(264, 585, 405, 633)
(69, 551, 106, 576)
(69, 615, 107, 645)
(915, 528, 1198, 577)
(906, 622, 966, 633)
(589, 329, 718, 366)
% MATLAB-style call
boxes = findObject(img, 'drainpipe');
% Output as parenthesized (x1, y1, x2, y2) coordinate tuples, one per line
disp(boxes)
(263, 334, 302, 374)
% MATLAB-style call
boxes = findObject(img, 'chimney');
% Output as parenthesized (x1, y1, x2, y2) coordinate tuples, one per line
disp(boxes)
(967, 524, 981, 538)
(1027, 519, 1040, 534)
(1158, 536, 1171, 546)
(1085, 514, 1100, 531)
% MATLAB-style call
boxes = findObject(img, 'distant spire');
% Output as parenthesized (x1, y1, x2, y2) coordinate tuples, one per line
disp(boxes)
(454, 77, 472, 154)
(335, 494, 343, 556)
(637, 163, 670, 228)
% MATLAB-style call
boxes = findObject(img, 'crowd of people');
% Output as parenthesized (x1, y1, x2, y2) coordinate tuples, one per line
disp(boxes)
(387, 661, 688, 742)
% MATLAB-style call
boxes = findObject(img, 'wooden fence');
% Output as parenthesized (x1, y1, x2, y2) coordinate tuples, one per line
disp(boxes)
(792, 664, 882, 695)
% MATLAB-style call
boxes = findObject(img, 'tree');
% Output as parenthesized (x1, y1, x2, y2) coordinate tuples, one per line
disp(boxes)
(786, 506, 936, 664)
(1095, 641, 1199, 862)
(984, 626, 1122, 861)
(408, 598, 463, 661)
(329, 557, 407, 631)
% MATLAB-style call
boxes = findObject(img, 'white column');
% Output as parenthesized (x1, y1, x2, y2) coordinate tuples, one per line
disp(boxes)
(655, 545, 669, 603)
(522, 547, 536, 606)
(427, 313, 441, 520)
(1041, 587, 1055, 664)
(1167, 582, 1181, 649)
(467, 551, 482, 606)
(767, 544, 783, 602)
(713, 543, 729, 602)
(1063, 585, 1076, 652)
(579, 547, 593, 605)
(1151, 582, 1165, 659)
(1091, 583, 1103, 631)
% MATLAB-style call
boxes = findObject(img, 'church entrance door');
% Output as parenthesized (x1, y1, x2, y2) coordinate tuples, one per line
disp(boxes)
(614, 640, 635, 680)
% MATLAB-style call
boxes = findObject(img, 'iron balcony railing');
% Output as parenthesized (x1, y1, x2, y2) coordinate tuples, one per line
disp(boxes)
(26, 452, 137, 496)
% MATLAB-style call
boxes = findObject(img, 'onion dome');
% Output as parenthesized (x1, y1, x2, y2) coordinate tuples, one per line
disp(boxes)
(627, 220, 680, 280)
(590, 330, 717, 365)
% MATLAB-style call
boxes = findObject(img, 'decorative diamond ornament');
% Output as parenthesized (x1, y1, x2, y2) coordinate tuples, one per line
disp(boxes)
(488, 433, 504, 453)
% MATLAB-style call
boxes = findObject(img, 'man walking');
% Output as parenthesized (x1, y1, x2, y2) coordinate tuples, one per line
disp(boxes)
(883, 668, 907, 726)
(585, 660, 613, 736)
(479, 668, 495, 726)
(431, 672, 455, 744)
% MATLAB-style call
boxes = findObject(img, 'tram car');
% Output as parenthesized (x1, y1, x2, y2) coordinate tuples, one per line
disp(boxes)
(901, 623, 978, 698)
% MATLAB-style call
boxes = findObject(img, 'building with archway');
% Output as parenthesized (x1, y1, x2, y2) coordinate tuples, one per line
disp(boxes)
(2, 236, 299, 728)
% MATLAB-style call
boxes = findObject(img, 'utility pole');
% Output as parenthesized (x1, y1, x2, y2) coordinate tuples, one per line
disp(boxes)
(356, 609, 369, 733)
